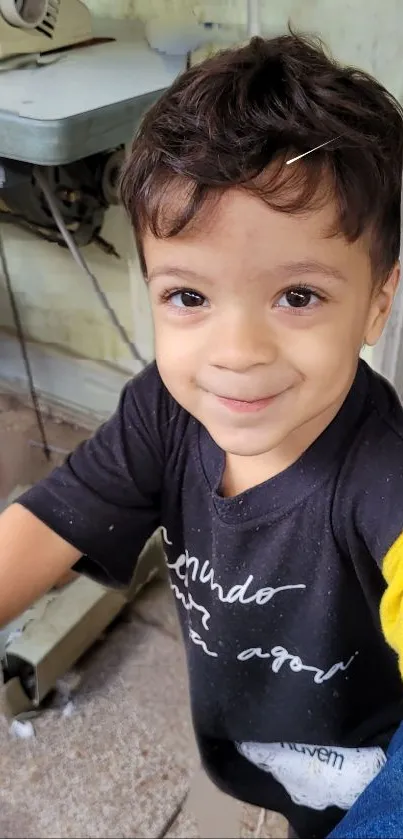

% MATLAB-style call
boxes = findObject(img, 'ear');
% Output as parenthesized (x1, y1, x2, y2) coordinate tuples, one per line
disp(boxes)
(365, 262, 400, 346)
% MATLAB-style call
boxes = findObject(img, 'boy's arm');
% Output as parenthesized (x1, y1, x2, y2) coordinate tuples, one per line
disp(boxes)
(0, 503, 81, 627)
(0, 364, 173, 629)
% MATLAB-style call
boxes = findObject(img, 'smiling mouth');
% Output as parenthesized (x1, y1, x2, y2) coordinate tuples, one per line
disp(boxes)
(215, 394, 277, 413)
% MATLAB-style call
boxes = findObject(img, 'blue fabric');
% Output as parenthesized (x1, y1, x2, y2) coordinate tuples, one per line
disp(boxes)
(329, 725, 403, 838)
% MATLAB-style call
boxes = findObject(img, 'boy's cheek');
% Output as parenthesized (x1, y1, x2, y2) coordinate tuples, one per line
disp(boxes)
(155, 324, 202, 375)
(156, 344, 199, 400)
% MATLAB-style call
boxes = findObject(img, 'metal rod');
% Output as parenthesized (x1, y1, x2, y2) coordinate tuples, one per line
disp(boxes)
(247, 0, 260, 37)
(34, 167, 148, 370)
(0, 229, 51, 461)
(28, 440, 70, 456)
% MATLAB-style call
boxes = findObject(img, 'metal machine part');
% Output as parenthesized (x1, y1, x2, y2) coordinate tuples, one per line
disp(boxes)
(0, 146, 148, 464)
(0, 157, 147, 467)
(0, 151, 122, 249)
(0, 0, 92, 59)
(101, 148, 125, 206)
(1, 0, 52, 29)
(0, 38, 185, 166)
(34, 166, 148, 367)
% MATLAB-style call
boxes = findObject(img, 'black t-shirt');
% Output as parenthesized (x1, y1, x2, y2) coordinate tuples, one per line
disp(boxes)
(19, 360, 403, 838)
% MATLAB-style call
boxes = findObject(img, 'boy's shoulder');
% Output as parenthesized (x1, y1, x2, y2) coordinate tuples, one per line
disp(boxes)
(127, 359, 170, 401)
(333, 361, 403, 563)
(124, 360, 194, 450)
(346, 361, 403, 472)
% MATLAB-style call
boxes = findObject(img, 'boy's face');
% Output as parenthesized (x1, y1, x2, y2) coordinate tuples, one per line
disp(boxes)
(144, 188, 398, 460)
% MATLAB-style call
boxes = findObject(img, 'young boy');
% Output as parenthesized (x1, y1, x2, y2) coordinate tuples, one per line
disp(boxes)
(1, 32, 403, 839)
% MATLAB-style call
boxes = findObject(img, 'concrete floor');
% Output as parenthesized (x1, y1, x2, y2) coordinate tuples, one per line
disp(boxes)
(0, 392, 89, 499)
(0, 396, 287, 838)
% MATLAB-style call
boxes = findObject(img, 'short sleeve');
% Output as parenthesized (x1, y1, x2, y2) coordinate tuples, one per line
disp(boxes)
(346, 433, 403, 567)
(332, 400, 403, 677)
(18, 363, 172, 589)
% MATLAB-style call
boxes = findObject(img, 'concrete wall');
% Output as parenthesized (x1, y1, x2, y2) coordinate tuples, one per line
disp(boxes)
(90, 0, 403, 102)
(2, 0, 399, 424)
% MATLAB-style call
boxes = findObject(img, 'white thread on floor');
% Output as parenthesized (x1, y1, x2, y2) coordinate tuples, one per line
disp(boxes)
(62, 700, 75, 718)
(10, 719, 35, 739)
(254, 807, 265, 838)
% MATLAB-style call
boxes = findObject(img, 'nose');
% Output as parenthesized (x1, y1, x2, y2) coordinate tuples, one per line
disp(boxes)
(210, 310, 278, 373)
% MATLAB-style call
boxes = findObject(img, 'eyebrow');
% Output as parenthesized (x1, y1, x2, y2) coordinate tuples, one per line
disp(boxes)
(147, 266, 210, 284)
(274, 260, 348, 284)
(147, 260, 348, 285)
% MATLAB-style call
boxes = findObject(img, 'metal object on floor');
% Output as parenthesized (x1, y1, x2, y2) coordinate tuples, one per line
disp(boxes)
(1, 529, 167, 719)
(2, 576, 127, 716)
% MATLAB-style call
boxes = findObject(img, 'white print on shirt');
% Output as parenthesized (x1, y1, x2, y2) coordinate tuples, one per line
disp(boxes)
(167, 549, 305, 604)
(235, 740, 386, 811)
(161, 527, 172, 546)
(170, 582, 212, 630)
(237, 645, 358, 685)
(162, 529, 305, 604)
(161, 530, 359, 679)
(189, 628, 218, 657)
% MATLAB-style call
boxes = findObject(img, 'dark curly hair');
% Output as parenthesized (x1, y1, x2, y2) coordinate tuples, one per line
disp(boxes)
(120, 32, 403, 282)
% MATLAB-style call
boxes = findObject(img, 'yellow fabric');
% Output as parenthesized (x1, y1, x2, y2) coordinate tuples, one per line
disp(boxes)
(380, 532, 403, 678)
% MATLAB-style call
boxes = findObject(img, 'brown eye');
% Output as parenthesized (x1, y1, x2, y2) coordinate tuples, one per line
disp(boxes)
(277, 287, 320, 309)
(286, 289, 313, 307)
(169, 290, 207, 308)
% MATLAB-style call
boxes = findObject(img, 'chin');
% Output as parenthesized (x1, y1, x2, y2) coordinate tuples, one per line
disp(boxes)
(210, 426, 282, 458)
